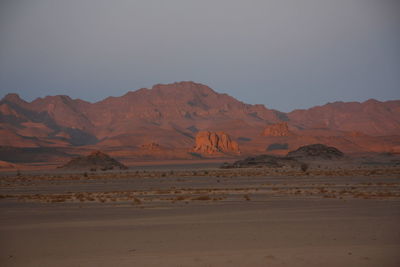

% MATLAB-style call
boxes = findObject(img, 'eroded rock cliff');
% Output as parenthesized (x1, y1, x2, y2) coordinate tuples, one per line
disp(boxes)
(193, 131, 240, 154)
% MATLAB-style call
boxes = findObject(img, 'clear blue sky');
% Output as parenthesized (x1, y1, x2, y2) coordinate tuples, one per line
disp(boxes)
(0, 0, 399, 112)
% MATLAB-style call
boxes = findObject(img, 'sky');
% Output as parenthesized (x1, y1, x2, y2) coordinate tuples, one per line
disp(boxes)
(0, 0, 399, 112)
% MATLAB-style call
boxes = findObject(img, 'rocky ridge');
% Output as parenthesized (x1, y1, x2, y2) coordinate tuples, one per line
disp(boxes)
(1, 81, 400, 162)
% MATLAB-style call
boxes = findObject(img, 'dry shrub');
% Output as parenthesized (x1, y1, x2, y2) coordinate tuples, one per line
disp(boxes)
(155, 190, 170, 195)
(133, 197, 142, 205)
(174, 195, 187, 201)
(192, 195, 211, 201)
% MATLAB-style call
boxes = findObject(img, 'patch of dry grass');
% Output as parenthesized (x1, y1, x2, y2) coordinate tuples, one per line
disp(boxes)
(191, 195, 211, 201)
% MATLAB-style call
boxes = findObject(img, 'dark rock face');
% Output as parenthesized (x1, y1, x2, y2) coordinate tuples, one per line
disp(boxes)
(223, 154, 300, 169)
(60, 151, 128, 171)
(287, 144, 344, 159)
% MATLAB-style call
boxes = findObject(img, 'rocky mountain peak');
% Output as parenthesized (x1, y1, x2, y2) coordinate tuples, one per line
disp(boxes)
(1, 93, 25, 105)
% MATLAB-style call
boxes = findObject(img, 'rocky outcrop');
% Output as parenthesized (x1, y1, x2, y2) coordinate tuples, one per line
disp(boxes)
(60, 151, 128, 171)
(193, 131, 240, 154)
(287, 144, 344, 160)
(262, 122, 292, 137)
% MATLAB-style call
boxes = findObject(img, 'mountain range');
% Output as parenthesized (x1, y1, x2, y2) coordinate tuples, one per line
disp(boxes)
(1, 81, 400, 163)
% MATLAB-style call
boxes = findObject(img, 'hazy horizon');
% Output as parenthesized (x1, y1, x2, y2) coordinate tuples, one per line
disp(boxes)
(1, 0, 399, 112)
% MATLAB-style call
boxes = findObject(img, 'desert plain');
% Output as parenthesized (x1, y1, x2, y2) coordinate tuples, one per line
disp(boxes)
(2, 1, 400, 266)
(1, 157, 400, 267)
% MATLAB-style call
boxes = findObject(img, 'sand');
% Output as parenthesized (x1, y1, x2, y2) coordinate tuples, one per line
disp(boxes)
(1, 168, 399, 266)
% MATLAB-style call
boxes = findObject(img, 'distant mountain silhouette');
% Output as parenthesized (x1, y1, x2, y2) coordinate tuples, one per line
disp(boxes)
(1, 81, 400, 161)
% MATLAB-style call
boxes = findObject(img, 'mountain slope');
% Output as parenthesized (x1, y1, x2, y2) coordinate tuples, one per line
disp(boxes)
(288, 99, 400, 136)
(0, 82, 282, 148)
(1, 81, 399, 159)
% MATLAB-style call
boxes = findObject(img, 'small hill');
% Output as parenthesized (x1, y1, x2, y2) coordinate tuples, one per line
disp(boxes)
(287, 144, 344, 159)
(60, 151, 128, 171)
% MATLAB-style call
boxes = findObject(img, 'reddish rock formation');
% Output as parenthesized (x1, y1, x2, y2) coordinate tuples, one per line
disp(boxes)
(262, 122, 293, 137)
(193, 131, 240, 154)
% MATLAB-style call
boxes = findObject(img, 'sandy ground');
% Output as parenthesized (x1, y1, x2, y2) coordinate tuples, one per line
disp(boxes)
(1, 168, 400, 267)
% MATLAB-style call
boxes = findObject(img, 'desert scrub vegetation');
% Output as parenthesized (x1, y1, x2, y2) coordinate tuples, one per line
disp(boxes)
(300, 163, 309, 172)
(191, 195, 211, 201)
(1, 176, 400, 207)
(132, 197, 142, 205)
(1, 166, 400, 187)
